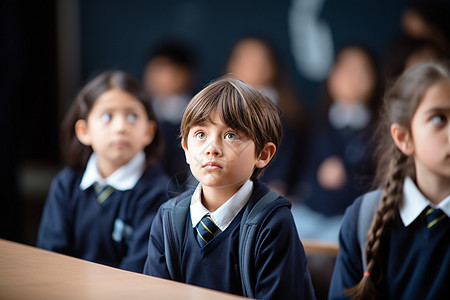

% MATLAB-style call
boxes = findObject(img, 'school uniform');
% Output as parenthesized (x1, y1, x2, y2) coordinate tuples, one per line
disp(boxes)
(295, 104, 374, 216)
(291, 104, 375, 241)
(329, 177, 450, 299)
(144, 179, 315, 299)
(37, 152, 171, 273)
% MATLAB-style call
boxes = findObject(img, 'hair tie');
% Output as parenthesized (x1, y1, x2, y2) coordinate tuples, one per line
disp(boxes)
(363, 271, 370, 277)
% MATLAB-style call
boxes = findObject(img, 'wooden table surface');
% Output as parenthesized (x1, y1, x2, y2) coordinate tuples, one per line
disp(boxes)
(0, 239, 245, 300)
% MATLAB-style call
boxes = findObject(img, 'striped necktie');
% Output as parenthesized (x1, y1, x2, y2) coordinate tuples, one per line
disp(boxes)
(196, 215, 220, 247)
(94, 184, 115, 204)
(425, 207, 446, 229)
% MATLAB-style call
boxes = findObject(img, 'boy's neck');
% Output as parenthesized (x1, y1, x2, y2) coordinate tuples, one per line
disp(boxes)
(201, 181, 247, 212)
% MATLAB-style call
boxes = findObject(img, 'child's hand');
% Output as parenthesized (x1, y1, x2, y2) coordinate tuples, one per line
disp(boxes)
(317, 156, 347, 190)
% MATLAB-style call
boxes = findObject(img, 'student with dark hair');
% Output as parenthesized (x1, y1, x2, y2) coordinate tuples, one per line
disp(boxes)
(384, 34, 447, 83)
(144, 77, 315, 299)
(329, 61, 450, 299)
(401, 0, 450, 53)
(142, 40, 198, 191)
(37, 71, 171, 273)
(291, 45, 382, 242)
(225, 36, 307, 196)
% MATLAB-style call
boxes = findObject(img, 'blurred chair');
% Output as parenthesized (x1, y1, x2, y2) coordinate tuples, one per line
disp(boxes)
(303, 239, 339, 300)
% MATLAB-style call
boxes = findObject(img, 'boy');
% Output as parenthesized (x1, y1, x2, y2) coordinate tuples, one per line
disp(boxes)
(144, 77, 315, 299)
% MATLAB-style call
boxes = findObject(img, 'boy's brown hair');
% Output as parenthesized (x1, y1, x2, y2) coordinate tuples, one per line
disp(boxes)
(180, 76, 283, 179)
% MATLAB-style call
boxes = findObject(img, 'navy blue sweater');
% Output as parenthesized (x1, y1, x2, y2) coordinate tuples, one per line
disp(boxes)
(329, 194, 450, 299)
(293, 121, 374, 216)
(37, 163, 171, 273)
(144, 180, 315, 299)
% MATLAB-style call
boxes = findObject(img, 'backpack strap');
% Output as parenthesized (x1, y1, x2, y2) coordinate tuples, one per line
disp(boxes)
(163, 188, 283, 294)
(357, 189, 383, 271)
(162, 194, 191, 281)
(239, 190, 281, 298)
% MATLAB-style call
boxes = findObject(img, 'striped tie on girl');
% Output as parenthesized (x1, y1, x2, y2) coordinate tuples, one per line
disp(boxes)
(425, 207, 446, 229)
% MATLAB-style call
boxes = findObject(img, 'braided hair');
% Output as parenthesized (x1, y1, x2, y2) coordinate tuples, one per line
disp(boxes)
(345, 60, 450, 299)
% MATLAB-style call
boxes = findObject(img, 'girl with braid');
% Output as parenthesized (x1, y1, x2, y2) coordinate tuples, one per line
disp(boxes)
(329, 61, 450, 300)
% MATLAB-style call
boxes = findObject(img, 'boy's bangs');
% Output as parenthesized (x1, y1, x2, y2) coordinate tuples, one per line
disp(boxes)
(190, 87, 254, 138)
(216, 94, 254, 137)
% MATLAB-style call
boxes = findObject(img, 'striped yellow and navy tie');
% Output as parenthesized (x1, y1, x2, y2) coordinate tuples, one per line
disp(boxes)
(196, 215, 220, 247)
(94, 184, 115, 204)
(425, 207, 446, 229)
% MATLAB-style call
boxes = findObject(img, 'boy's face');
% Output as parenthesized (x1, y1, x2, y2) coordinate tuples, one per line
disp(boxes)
(182, 111, 260, 193)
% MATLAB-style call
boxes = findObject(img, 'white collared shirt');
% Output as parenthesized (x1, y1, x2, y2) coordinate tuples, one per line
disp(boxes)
(328, 102, 371, 130)
(399, 177, 450, 227)
(79, 151, 146, 191)
(190, 180, 254, 232)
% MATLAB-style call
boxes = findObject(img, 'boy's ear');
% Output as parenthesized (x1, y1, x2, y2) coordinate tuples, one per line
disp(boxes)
(181, 138, 191, 164)
(143, 120, 157, 146)
(255, 142, 276, 169)
(75, 119, 91, 146)
(390, 123, 414, 156)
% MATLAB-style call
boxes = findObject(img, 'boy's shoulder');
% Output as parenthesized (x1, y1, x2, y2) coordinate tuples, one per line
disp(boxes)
(246, 180, 291, 217)
(163, 189, 194, 208)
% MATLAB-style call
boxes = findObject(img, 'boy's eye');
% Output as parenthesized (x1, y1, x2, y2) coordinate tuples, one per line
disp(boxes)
(194, 131, 206, 140)
(100, 113, 112, 123)
(127, 113, 138, 123)
(430, 115, 446, 125)
(225, 132, 239, 141)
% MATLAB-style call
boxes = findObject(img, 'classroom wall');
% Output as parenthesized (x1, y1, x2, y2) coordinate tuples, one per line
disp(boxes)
(79, 0, 412, 106)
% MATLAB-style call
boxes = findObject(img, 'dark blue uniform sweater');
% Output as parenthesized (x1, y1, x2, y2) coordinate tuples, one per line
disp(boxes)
(329, 194, 450, 299)
(144, 180, 315, 299)
(293, 121, 374, 216)
(37, 163, 171, 273)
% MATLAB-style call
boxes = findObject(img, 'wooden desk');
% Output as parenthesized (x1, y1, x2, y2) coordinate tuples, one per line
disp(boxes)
(302, 239, 339, 256)
(0, 239, 245, 300)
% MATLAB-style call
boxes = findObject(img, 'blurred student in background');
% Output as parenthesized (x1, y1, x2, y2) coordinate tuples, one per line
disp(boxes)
(37, 71, 171, 273)
(291, 45, 383, 242)
(225, 35, 307, 196)
(401, 0, 450, 54)
(142, 40, 198, 193)
(384, 35, 447, 84)
(330, 60, 450, 300)
(383, 0, 450, 83)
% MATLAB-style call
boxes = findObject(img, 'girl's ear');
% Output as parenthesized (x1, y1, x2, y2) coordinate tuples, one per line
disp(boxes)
(390, 123, 414, 156)
(75, 119, 92, 146)
(143, 120, 157, 146)
(181, 138, 191, 164)
(255, 142, 276, 169)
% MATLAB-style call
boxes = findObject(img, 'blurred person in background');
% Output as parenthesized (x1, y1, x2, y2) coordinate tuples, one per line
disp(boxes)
(291, 45, 383, 242)
(142, 39, 198, 193)
(225, 35, 307, 196)
(384, 34, 448, 84)
(37, 71, 172, 273)
(401, 0, 450, 54)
